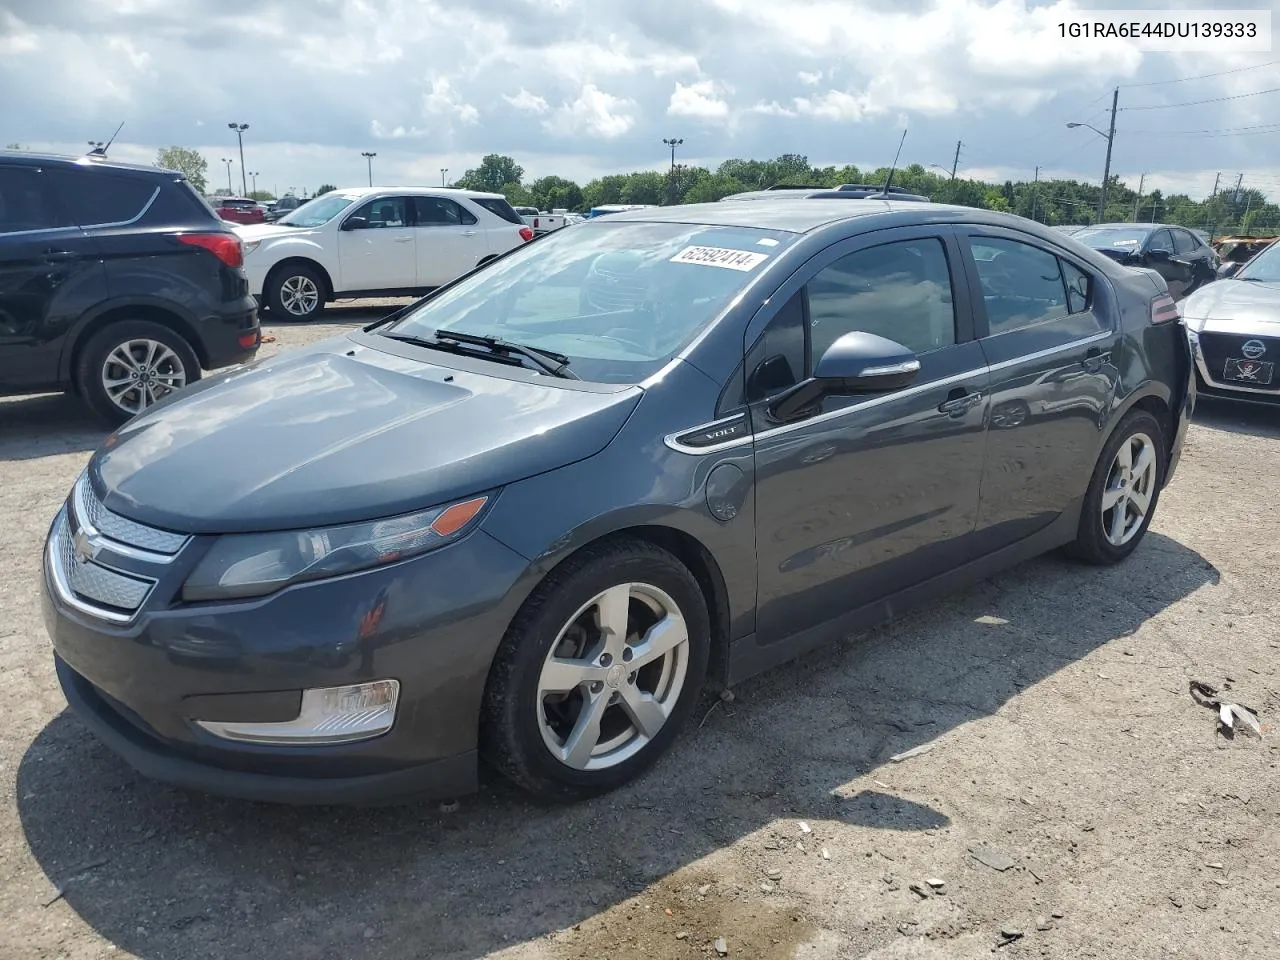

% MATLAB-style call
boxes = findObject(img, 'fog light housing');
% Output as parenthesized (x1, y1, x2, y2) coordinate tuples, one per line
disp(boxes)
(193, 679, 400, 746)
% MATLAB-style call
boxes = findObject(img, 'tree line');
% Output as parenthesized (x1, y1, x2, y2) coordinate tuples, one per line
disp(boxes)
(148, 145, 1279, 239)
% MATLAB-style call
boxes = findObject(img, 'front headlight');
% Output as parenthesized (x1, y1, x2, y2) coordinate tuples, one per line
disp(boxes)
(182, 494, 492, 602)
(242, 239, 262, 256)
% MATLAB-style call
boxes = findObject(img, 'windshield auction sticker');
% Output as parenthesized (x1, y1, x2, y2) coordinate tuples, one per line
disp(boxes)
(1048, 10, 1270, 50)
(670, 246, 769, 271)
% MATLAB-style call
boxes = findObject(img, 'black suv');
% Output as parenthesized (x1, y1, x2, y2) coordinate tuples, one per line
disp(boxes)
(0, 152, 261, 423)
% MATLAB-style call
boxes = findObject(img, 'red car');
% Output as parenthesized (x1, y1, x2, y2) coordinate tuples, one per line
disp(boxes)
(214, 197, 266, 225)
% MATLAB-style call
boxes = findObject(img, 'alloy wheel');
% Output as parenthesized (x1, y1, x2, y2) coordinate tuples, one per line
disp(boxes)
(100, 339, 187, 416)
(536, 582, 690, 771)
(1101, 431, 1157, 547)
(280, 275, 320, 316)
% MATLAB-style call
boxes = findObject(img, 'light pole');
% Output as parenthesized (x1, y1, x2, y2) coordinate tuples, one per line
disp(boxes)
(662, 138, 683, 204)
(440, 168, 449, 187)
(221, 158, 233, 194)
(362, 151, 376, 186)
(249, 171, 260, 196)
(227, 122, 249, 197)
(1067, 86, 1118, 221)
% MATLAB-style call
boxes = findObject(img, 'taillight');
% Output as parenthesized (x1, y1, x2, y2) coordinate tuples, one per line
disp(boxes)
(1150, 293, 1179, 325)
(519, 226, 534, 242)
(178, 232, 243, 268)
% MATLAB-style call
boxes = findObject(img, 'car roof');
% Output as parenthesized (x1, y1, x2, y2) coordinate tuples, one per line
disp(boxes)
(320, 185, 507, 200)
(0, 150, 179, 178)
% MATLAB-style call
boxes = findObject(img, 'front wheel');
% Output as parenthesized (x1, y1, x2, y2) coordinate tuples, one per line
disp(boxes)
(480, 539, 710, 801)
(265, 263, 326, 320)
(1065, 409, 1165, 565)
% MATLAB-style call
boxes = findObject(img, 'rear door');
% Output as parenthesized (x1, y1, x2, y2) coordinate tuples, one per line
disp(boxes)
(409, 196, 488, 287)
(1142, 228, 1193, 299)
(1172, 228, 1213, 292)
(336, 195, 416, 291)
(749, 226, 991, 645)
(0, 164, 106, 390)
(957, 228, 1121, 551)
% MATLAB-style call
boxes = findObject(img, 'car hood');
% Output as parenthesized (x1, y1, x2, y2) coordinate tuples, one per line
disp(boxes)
(1181, 278, 1280, 323)
(234, 222, 314, 242)
(88, 337, 643, 534)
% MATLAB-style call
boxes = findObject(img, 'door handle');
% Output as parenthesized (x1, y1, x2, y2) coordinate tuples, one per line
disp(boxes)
(393, 236, 413, 243)
(462, 231, 477, 237)
(43, 249, 79, 262)
(1081, 346, 1108, 373)
(938, 387, 983, 417)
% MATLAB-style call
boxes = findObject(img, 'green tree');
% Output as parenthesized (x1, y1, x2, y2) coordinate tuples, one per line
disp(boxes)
(528, 175, 583, 212)
(155, 146, 209, 194)
(249, 190, 275, 202)
(455, 154, 525, 193)
(581, 174, 630, 210)
(622, 171, 666, 205)
(682, 171, 747, 204)
(315, 183, 336, 196)
(501, 181, 534, 207)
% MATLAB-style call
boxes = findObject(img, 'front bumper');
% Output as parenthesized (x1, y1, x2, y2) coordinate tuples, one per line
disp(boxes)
(1187, 325, 1280, 405)
(40, 492, 533, 804)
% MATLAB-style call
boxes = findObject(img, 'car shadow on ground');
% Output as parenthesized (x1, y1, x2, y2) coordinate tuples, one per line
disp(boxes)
(1192, 396, 1280, 440)
(17, 532, 1217, 960)
(0, 393, 106, 462)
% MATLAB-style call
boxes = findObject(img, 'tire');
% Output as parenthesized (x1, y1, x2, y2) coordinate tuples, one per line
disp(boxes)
(75, 320, 201, 426)
(265, 262, 326, 321)
(1064, 409, 1166, 565)
(480, 538, 711, 801)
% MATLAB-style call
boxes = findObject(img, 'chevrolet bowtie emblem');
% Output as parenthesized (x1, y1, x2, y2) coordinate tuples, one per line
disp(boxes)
(72, 529, 101, 565)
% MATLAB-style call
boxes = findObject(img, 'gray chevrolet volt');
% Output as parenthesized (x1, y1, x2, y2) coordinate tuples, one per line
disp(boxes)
(41, 200, 1194, 805)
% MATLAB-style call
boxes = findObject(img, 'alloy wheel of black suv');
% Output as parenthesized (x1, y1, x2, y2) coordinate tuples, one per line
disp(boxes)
(0, 151, 261, 425)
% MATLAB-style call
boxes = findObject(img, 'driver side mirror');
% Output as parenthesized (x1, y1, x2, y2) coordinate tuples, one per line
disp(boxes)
(1147, 248, 1171, 261)
(769, 331, 920, 422)
(341, 216, 369, 231)
(1218, 261, 1242, 279)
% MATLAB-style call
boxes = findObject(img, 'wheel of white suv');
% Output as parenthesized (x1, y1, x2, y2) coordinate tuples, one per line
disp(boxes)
(75, 320, 201, 426)
(265, 263, 326, 320)
(481, 538, 711, 801)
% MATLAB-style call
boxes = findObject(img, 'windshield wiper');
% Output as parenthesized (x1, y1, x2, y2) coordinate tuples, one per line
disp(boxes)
(383, 332, 578, 379)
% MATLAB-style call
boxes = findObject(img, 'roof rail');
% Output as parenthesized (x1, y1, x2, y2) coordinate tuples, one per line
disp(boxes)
(764, 184, 829, 191)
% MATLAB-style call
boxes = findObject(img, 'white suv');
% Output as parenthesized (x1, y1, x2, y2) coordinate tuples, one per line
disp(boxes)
(235, 186, 534, 320)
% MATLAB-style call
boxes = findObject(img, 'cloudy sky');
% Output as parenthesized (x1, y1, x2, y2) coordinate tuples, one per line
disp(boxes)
(2, 0, 1278, 200)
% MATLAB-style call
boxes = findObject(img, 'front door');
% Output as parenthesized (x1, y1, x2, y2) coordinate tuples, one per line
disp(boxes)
(1142, 227, 1193, 299)
(0, 165, 104, 390)
(336, 195, 416, 292)
(410, 195, 488, 287)
(958, 228, 1121, 551)
(749, 228, 991, 645)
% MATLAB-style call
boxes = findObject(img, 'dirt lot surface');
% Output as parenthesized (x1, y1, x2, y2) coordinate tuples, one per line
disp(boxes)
(2, 302, 1278, 960)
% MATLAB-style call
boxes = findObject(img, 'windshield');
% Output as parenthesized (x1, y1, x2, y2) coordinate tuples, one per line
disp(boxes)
(385, 220, 795, 383)
(1073, 227, 1150, 249)
(278, 194, 358, 227)
(1236, 240, 1280, 282)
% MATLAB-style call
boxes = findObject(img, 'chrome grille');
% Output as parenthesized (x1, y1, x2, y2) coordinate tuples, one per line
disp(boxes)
(73, 474, 188, 554)
(50, 510, 154, 616)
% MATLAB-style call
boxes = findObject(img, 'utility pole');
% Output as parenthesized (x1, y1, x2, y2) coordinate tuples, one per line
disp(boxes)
(1098, 86, 1118, 221)
(361, 151, 376, 186)
(1211, 172, 1221, 198)
(1233, 172, 1244, 203)
(950, 140, 961, 182)
(1132, 173, 1146, 222)
(227, 122, 249, 196)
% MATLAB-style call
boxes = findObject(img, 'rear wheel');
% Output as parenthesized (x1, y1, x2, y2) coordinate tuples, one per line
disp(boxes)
(266, 263, 326, 320)
(480, 539, 710, 801)
(75, 320, 200, 426)
(1065, 409, 1165, 565)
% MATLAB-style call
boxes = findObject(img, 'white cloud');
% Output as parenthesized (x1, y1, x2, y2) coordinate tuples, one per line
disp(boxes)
(667, 80, 731, 119)
(793, 90, 879, 122)
(544, 85, 636, 139)
(504, 89, 550, 114)
(798, 70, 822, 86)
(422, 76, 479, 125)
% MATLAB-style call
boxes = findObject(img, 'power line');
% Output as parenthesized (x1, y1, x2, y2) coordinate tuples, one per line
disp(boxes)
(1121, 86, 1280, 111)
(1121, 122, 1280, 136)
(1119, 59, 1279, 88)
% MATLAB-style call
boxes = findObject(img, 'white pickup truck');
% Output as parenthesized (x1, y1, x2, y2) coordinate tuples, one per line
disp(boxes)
(513, 207, 568, 236)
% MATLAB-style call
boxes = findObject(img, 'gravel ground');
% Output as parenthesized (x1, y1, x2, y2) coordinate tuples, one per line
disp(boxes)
(2, 303, 1278, 960)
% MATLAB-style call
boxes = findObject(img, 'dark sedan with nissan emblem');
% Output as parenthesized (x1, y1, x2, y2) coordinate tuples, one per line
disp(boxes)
(42, 199, 1193, 804)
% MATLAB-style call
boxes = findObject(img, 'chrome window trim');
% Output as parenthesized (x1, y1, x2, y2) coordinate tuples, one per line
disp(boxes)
(662, 330, 1112, 455)
(45, 510, 146, 624)
(858, 360, 921, 377)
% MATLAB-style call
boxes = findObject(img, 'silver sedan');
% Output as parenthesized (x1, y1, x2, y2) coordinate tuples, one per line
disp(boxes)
(1181, 239, 1280, 404)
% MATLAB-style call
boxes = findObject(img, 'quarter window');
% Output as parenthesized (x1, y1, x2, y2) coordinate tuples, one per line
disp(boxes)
(744, 291, 807, 402)
(1061, 260, 1092, 314)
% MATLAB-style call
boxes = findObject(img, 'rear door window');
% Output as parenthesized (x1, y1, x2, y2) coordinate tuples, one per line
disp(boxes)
(970, 237, 1068, 334)
(1147, 229, 1174, 254)
(413, 196, 478, 226)
(0, 166, 72, 233)
(1172, 229, 1198, 255)
(44, 168, 157, 226)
